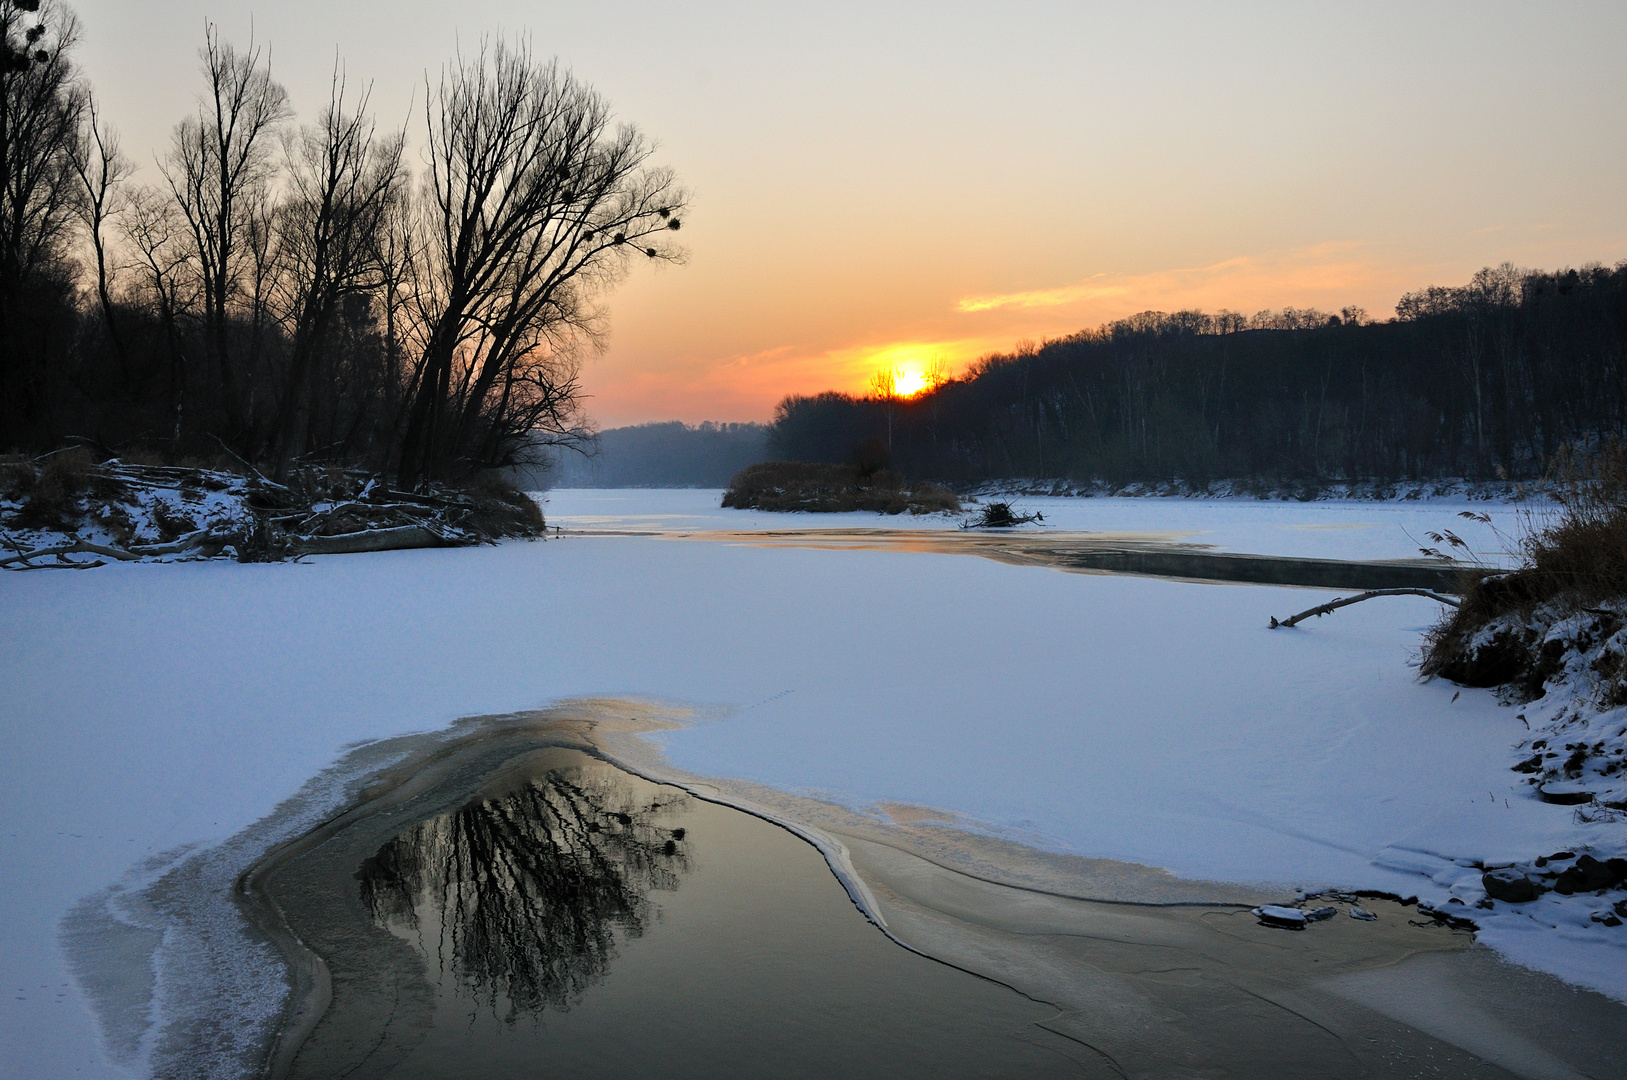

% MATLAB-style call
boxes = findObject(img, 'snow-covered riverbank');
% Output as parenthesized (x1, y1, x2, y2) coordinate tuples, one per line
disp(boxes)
(2, 489, 1620, 1078)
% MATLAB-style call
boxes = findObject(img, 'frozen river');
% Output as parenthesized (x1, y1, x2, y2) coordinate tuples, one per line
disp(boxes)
(2, 488, 1620, 1078)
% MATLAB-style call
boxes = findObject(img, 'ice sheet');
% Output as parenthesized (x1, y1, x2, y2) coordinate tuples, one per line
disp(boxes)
(541, 487, 1529, 564)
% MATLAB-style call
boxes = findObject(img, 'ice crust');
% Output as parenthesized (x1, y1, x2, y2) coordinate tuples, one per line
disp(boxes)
(2, 488, 1621, 1078)
(545, 487, 1529, 564)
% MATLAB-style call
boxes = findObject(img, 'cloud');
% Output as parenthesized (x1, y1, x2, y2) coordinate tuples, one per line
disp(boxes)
(957, 280, 1130, 313)
(954, 242, 1390, 322)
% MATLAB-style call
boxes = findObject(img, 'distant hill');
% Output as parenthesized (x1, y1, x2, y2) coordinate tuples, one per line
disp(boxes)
(517, 421, 770, 489)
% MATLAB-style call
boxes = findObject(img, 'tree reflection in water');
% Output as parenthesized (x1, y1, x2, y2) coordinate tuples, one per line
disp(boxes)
(357, 764, 690, 1021)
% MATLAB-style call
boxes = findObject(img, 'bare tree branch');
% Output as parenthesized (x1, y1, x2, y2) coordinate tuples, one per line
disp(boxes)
(1269, 588, 1461, 629)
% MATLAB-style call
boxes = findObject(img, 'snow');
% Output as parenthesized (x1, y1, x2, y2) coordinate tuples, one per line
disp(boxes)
(0, 464, 257, 560)
(1, 488, 1620, 1078)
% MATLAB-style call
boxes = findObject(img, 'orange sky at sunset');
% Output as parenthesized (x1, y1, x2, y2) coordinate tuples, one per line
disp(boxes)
(69, 1, 1627, 427)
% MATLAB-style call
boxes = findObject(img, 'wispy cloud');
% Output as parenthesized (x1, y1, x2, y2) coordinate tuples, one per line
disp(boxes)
(955, 242, 1386, 321)
(957, 280, 1130, 313)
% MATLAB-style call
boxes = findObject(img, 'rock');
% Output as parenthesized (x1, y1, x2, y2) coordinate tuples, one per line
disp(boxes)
(1592, 913, 1623, 927)
(1482, 868, 1543, 903)
(1349, 906, 1379, 921)
(1304, 906, 1338, 922)
(1614, 898, 1627, 918)
(1252, 905, 1307, 929)
(1435, 628, 1532, 688)
(1557, 855, 1619, 893)
(1537, 784, 1595, 805)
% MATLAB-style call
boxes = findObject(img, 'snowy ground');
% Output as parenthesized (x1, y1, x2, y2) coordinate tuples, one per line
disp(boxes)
(2, 488, 1620, 1079)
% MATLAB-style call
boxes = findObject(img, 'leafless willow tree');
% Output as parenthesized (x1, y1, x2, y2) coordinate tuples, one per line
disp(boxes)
(397, 40, 688, 483)
(162, 24, 291, 434)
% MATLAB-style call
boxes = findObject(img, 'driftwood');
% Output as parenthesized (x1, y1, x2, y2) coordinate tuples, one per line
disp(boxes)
(0, 529, 224, 569)
(1270, 588, 1462, 629)
(1, 539, 144, 567)
(2, 522, 462, 567)
(2, 460, 541, 568)
(290, 524, 456, 556)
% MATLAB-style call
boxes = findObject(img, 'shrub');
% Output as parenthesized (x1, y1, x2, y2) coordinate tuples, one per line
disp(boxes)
(5, 449, 115, 530)
(464, 474, 547, 535)
(722, 461, 960, 515)
(1424, 439, 1627, 678)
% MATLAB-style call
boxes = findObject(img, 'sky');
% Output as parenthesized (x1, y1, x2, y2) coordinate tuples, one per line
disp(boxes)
(69, 1, 1627, 427)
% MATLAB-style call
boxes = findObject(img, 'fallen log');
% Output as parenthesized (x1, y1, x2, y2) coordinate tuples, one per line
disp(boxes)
(289, 524, 464, 556)
(1, 539, 143, 567)
(1270, 588, 1462, 629)
(128, 529, 223, 556)
(0, 529, 224, 568)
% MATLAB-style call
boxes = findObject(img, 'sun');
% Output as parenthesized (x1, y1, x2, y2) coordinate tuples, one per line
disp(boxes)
(894, 367, 928, 397)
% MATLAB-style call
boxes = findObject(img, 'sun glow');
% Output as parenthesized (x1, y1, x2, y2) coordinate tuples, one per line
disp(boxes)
(893, 367, 928, 397)
(855, 343, 965, 400)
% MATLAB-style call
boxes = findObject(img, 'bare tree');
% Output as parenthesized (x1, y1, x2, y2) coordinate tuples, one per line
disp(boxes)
(869, 367, 898, 456)
(162, 23, 291, 436)
(0, 0, 82, 429)
(121, 185, 196, 442)
(397, 38, 686, 483)
(269, 68, 403, 476)
(68, 92, 130, 369)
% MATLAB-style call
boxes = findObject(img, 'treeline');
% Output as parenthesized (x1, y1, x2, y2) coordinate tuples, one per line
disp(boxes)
(529, 421, 768, 488)
(770, 263, 1627, 486)
(0, 2, 683, 483)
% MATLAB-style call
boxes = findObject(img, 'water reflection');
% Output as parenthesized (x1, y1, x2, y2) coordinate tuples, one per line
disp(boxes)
(357, 763, 690, 1021)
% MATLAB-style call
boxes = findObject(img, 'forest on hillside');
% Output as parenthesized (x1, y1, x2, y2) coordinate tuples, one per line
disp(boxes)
(771, 263, 1627, 487)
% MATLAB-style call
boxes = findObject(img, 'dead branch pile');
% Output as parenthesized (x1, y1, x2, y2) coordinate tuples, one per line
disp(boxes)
(0, 454, 544, 569)
(962, 501, 1044, 529)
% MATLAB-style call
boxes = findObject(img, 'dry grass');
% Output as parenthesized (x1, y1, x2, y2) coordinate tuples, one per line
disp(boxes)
(1424, 439, 1627, 679)
(723, 461, 961, 515)
(462, 473, 548, 535)
(1, 449, 125, 530)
